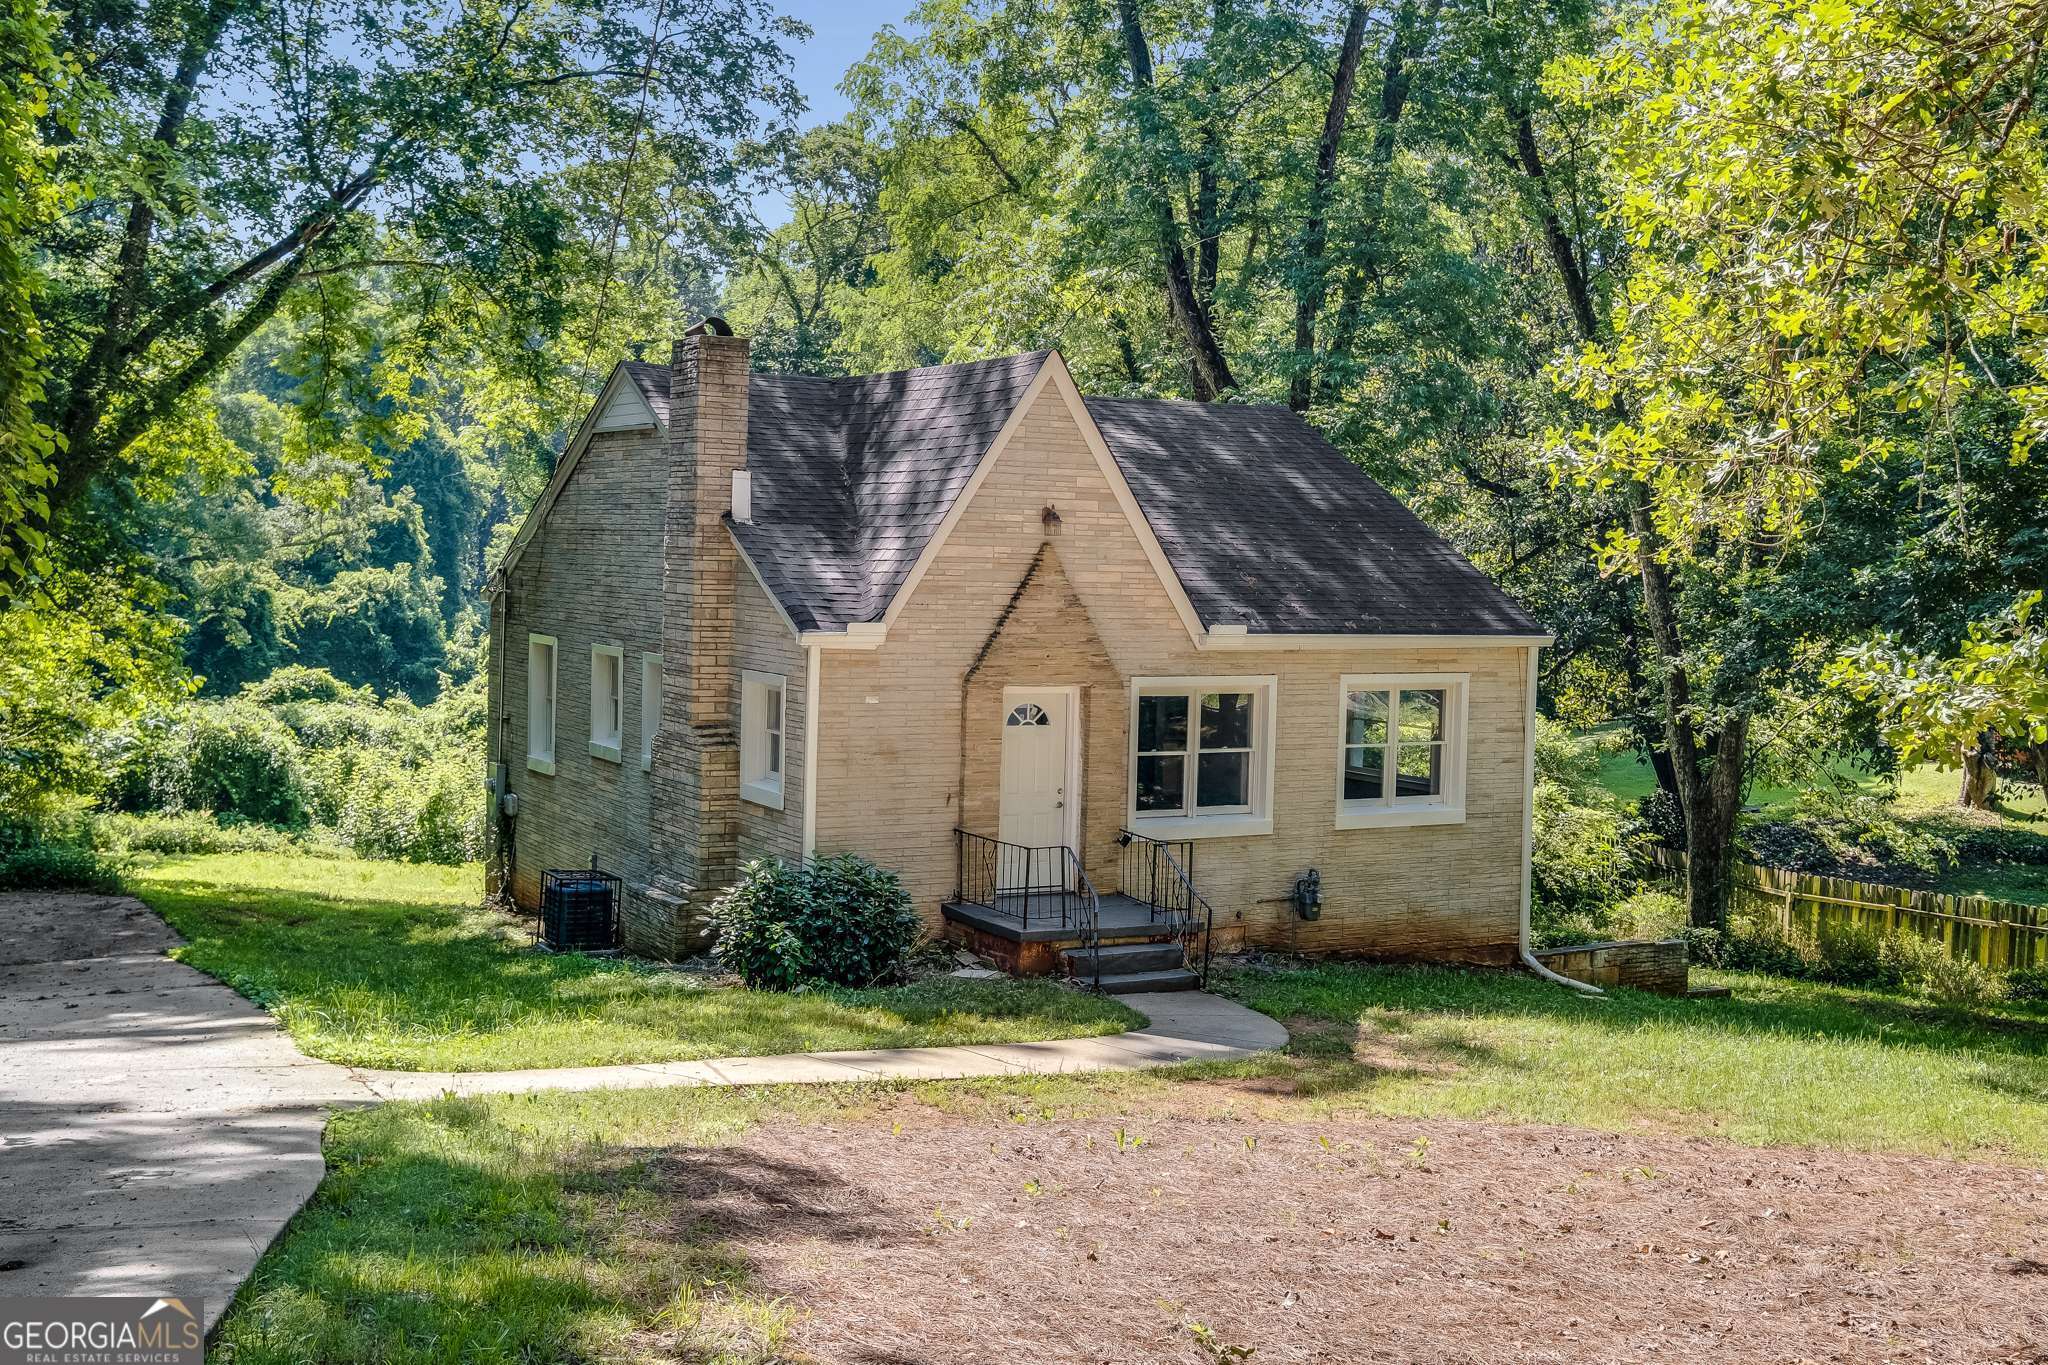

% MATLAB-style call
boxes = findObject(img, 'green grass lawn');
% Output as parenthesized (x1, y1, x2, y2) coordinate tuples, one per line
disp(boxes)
(128, 852, 1138, 1071)
(1208, 961, 2048, 1161)
(1589, 732, 2048, 903)
(208, 958, 2048, 1362)
(211, 1087, 834, 1363)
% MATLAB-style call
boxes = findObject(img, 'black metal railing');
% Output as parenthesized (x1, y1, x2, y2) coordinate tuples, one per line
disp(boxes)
(1118, 828, 1215, 988)
(954, 829, 1084, 931)
(1070, 857, 1102, 991)
(954, 829, 1102, 989)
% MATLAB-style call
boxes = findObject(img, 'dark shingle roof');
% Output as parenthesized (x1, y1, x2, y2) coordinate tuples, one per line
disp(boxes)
(1085, 397, 1543, 636)
(627, 352, 1538, 638)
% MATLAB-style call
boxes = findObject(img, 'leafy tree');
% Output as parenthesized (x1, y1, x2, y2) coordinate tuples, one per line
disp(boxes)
(1830, 592, 2048, 806)
(1535, 0, 2048, 924)
(724, 120, 887, 373)
(0, 567, 185, 837)
(0, 0, 70, 591)
(14, 0, 801, 604)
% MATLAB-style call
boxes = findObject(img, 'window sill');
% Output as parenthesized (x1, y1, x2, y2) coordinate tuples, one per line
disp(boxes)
(1335, 803, 1464, 830)
(741, 778, 785, 811)
(527, 755, 555, 776)
(590, 740, 622, 764)
(1125, 813, 1272, 840)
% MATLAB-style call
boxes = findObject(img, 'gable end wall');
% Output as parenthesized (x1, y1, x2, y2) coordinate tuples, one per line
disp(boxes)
(489, 426, 667, 922)
(811, 384, 1528, 962)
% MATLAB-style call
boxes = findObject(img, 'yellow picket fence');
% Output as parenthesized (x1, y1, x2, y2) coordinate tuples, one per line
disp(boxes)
(1645, 846, 2048, 971)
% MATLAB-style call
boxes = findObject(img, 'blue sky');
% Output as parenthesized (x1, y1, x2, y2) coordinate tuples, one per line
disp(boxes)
(754, 0, 915, 220)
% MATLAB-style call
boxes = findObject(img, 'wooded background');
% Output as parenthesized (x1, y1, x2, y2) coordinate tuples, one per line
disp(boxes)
(4, 0, 2045, 922)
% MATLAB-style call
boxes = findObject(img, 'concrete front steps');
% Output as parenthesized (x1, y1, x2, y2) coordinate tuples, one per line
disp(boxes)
(1062, 940, 1200, 994)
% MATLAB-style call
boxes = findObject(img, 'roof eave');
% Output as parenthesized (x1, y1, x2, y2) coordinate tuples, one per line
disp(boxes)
(1196, 628, 1553, 650)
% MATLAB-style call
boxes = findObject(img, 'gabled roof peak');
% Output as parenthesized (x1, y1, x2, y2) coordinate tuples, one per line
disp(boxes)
(589, 348, 1543, 641)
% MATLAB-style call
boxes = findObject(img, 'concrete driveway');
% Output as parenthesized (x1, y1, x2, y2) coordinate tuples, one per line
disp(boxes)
(0, 891, 1286, 1338)
(0, 893, 365, 1332)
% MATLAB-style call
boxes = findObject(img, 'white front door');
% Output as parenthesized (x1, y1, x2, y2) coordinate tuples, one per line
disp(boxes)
(998, 689, 1073, 888)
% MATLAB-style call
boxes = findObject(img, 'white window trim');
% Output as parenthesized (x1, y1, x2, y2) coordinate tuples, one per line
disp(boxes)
(1125, 675, 1277, 839)
(740, 668, 787, 810)
(640, 652, 662, 771)
(526, 634, 557, 775)
(1335, 672, 1469, 829)
(589, 644, 624, 761)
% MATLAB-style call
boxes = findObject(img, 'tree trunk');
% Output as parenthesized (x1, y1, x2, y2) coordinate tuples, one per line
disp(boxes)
(1619, 616, 1681, 799)
(2032, 742, 2048, 797)
(1289, 1, 1370, 412)
(1684, 716, 1748, 928)
(1960, 730, 2000, 809)
(1316, 0, 1440, 401)
(1115, 0, 1237, 400)
(1502, 89, 1751, 928)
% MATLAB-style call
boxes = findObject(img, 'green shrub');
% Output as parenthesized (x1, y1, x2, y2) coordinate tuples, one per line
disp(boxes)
(103, 713, 191, 814)
(1694, 920, 1822, 977)
(2004, 966, 2048, 1002)
(1812, 921, 1913, 989)
(1613, 888, 1688, 941)
(1913, 951, 2006, 1006)
(1677, 925, 1727, 968)
(96, 810, 304, 857)
(792, 853, 921, 986)
(238, 666, 371, 706)
(184, 703, 310, 828)
(1530, 910, 1606, 951)
(1683, 909, 2018, 1005)
(0, 842, 126, 892)
(1531, 780, 1633, 920)
(1627, 788, 1688, 850)
(710, 854, 921, 989)
(708, 858, 814, 990)
(276, 699, 400, 760)
(326, 749, 484, 864)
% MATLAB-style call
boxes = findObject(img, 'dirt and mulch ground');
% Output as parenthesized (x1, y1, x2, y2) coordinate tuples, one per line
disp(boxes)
(635, 1099, 2048, 1365)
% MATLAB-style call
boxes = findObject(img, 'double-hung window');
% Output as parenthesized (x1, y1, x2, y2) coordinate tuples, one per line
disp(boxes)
(740, 669, 786, 809)
(526, 635, 557, 774)
(590, 645, 624, 761)
(1128, 677, 1275, 837)
(1336, 674, 1467, 827)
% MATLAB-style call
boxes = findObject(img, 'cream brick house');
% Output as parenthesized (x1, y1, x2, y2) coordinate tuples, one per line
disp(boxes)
(486, 321, 1553, 990)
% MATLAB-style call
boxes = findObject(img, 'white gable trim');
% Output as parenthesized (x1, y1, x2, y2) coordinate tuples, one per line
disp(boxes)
(725, 525, 803, 640)
(594, 376, 658, 432)
(879, 351, 1207, 646)
(498, 364, 667, 583)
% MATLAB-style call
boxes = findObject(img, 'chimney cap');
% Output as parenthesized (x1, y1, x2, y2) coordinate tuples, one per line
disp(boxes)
(684, 315, 735, 338)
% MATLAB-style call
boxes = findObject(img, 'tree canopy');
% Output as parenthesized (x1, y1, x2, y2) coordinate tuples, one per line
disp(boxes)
(8, 0, 2044, 926)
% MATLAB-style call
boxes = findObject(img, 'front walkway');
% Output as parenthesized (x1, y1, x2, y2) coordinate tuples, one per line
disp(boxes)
(0, 893, 1286, 1334)
(348, 988, 1287, 1099)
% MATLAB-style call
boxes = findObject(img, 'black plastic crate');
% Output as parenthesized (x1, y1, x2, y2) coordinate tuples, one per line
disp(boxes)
(539, 868, 621, 953)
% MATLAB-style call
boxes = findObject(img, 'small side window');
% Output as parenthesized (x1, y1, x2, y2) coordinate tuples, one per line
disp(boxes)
(590, 645, 624, 760)
(526, 635, 557, 774)
(740, 669, 787, 810)
(640, 653, 662, 770)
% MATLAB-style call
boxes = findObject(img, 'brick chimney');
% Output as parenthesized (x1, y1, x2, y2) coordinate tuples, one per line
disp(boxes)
(647, 318, 749, 949)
